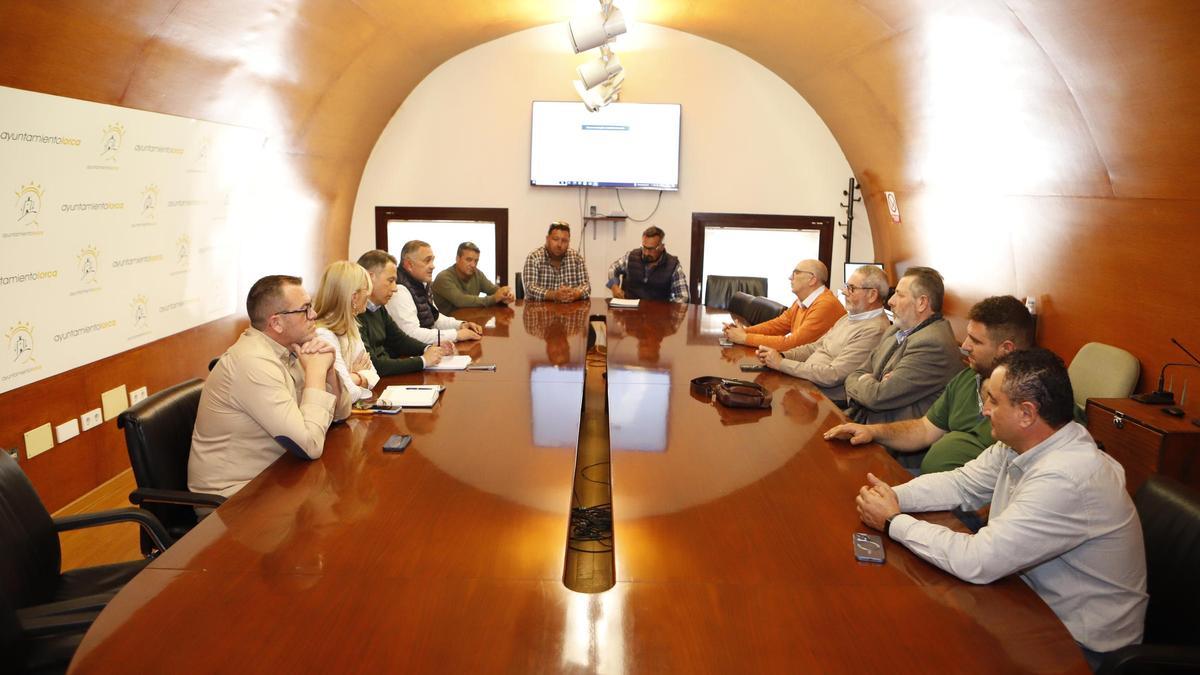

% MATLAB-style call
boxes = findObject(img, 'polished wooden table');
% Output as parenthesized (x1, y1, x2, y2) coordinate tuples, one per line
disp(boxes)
(70, 300, 1087, 674)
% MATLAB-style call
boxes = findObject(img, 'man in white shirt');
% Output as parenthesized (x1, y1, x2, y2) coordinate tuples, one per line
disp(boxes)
(388, 239, 483, 345)
(855, 348, 1147, 667)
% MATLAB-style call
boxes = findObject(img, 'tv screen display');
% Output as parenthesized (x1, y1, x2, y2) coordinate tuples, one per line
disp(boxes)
(530, 101, 680, 191)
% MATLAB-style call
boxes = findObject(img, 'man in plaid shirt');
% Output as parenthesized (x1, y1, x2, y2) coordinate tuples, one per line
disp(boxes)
(606, 225, 689, 303)
(522, 221, 591, 302)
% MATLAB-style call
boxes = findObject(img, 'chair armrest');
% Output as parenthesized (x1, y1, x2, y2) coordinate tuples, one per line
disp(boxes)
(53, 507, 173, 553)
(19, 610, 100, 637)
(129, 487, 226, 509)
(1098, 644, 1200, 674)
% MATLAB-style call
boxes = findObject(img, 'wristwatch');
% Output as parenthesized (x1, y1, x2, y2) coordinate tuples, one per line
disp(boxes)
(884, 514, 897, 539)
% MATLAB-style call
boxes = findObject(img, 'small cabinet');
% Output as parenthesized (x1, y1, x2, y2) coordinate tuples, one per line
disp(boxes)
(1086, 398, 1200, 495)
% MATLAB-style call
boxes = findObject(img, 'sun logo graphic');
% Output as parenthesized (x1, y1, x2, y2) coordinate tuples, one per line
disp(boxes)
(6, 322, 35, 366)
(101, 122, 124, 162)
(130, 295, 149, 330)
(141, 184, 159, 220)
(78, 245, 100, 284)
(176, 234, 191, 267)
(14, 182, 43, 228)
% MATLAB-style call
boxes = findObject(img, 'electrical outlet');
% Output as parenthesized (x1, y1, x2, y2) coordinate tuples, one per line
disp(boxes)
(130, 386, 148, 404)
(81, 408, 103, 431)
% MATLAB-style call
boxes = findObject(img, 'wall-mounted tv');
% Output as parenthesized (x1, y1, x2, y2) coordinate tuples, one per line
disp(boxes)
(530, 101, 681, 191)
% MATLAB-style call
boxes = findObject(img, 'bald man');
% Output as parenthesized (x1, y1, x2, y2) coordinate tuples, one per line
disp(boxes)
(724, 259, 846, 351)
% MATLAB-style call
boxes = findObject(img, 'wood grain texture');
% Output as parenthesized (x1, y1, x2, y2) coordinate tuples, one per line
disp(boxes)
(68, 301, 1086, 674)
(4, 0, 1198, 537)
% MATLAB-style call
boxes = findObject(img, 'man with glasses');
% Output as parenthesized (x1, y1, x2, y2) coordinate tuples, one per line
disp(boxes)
(189, 275, 353, 498)
(723, 259, 845, 351)
(606, 225, 688, 303)
(755, 265, 891, 406)
(430, 241, 515, 315)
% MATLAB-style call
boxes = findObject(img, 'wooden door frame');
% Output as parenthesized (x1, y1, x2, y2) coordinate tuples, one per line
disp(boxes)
(375, 206, 509, 282)
(688, 212, 835, 305)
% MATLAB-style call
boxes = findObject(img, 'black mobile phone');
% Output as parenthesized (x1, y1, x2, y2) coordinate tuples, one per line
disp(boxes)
(853, 532, 885, 563)
(383, 434, 412, 452)
(739, 361, 767, 372)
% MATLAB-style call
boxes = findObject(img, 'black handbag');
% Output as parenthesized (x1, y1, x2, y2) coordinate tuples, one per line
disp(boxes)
(690, 376, 772, 409)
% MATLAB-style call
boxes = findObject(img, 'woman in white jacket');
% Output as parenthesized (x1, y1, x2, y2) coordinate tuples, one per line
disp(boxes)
(313, 260, 379, 401)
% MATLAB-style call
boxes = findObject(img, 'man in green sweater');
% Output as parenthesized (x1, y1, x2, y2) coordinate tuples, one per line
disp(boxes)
(356, 250, 448, 375)
(430, 242, 515, 315)
(825, 295, 1034, 473)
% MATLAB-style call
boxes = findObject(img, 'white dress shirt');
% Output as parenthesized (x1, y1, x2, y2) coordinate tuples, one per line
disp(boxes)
(890, 422, 1147, 652)
(314, 327, 379, 401)
(385, 285, 463, 344)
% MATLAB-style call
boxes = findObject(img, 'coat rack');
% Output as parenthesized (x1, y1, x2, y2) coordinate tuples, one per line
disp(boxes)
(838, 177, 861, 262)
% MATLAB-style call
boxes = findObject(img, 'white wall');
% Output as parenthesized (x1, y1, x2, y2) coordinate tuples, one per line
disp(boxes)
(349, 22, 873, 296)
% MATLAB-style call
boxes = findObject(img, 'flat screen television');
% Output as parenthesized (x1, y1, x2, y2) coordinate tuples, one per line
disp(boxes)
(530, 101, 681, 191)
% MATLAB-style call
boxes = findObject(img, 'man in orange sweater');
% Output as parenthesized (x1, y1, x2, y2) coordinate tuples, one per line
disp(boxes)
(723, 259, 846, 350)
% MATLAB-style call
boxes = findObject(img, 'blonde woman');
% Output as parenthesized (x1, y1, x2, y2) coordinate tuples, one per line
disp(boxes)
(313, 261, 379, 401)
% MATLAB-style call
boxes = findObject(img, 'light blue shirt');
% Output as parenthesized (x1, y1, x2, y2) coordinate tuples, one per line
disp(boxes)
(890, 422, 1147, 652)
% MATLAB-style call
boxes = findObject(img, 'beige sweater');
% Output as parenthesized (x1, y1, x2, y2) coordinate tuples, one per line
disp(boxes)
(775, 310, 891, 401)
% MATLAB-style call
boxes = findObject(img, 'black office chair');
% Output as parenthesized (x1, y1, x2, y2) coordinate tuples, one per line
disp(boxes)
(515, 272, 525, 300)
(746, 296, 789, 325)
(703, 275, 767, 310)
(118, 379, 225, 556)
(728, 291, 755, 323)
(1098, 476, 1200, 674)
(0, 450, 171, 674)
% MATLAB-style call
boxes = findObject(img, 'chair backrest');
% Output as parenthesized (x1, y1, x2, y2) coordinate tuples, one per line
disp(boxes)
(747, 296, 789, 326)
(1134, 476, 1200, 646)
(704, 275, 767, 309)
(515, 272, 525, 300)
(117, 379, 205, 540)
(728, 291, 755, 322)
(1068, 342, 1140, 409)
(0, 450, 61, 608)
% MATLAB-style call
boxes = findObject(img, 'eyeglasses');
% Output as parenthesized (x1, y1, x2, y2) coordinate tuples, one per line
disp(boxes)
(641, 244, 663, 253)
(844, 284, 873, 294)
(275, 303, 313, 318)
(789, 269, 814, 278)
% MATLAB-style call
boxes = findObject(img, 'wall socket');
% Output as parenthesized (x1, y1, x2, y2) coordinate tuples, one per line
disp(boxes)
(130, 386, 148, 405)
(81, 408, 104, 431)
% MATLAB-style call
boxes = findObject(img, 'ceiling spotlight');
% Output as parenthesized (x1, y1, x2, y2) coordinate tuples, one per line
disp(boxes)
(574, 71, 625, 112)
(568, 6, 626, 53)
(577, 53, 622, 90)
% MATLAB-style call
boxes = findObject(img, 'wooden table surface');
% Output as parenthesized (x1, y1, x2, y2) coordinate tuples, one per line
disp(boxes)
(69, 300, 1087, 674)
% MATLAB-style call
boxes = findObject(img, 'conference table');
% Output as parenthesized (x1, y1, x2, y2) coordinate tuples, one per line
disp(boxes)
(69, 299, 1087, 674)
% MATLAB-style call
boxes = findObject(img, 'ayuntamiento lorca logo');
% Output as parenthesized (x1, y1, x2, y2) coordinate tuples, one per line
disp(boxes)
(78, 245, 100, 284)
(15, 182, 43, 228)
(101, 122, 124, 162)
(7, 322, 35, 365)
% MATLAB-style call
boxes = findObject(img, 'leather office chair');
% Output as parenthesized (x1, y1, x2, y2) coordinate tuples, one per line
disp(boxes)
(0, 450, 171, 674)
(1068, 342, 1140, 416)
(118, 378, 225, 555)
(728, 291, 755, 323)
(515, 272, 524, 300)
(746, 296, 788, 326)
(703, 275, 767, 310)
(1098, 476, 1200, 674)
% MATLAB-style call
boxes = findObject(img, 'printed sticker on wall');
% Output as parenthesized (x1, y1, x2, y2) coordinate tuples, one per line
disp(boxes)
(884, 191, 901, 224)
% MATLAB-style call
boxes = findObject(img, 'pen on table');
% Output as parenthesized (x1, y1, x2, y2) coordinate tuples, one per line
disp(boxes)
(466, 364, 497, 371)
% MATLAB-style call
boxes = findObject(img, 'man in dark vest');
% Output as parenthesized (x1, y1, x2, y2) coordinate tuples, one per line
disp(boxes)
(606, 226, 689, 303)
(387, 239, 483, 345)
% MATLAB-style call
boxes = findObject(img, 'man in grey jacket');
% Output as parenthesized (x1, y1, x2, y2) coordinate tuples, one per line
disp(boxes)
(755, 264, 891, 405)
(843, 266, 961, 424)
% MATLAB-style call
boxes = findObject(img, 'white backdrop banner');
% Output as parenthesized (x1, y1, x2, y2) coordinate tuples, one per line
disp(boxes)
(0, 86, 266, 394)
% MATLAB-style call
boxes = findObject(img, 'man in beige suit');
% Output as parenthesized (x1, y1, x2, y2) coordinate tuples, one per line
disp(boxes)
(756, 265, 891, 406)
(189, 274, 353, 498)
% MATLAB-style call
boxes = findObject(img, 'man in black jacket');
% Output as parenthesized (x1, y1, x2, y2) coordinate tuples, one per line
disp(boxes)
(356, 249, 447, 375)
(606, 226, 689, 303)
